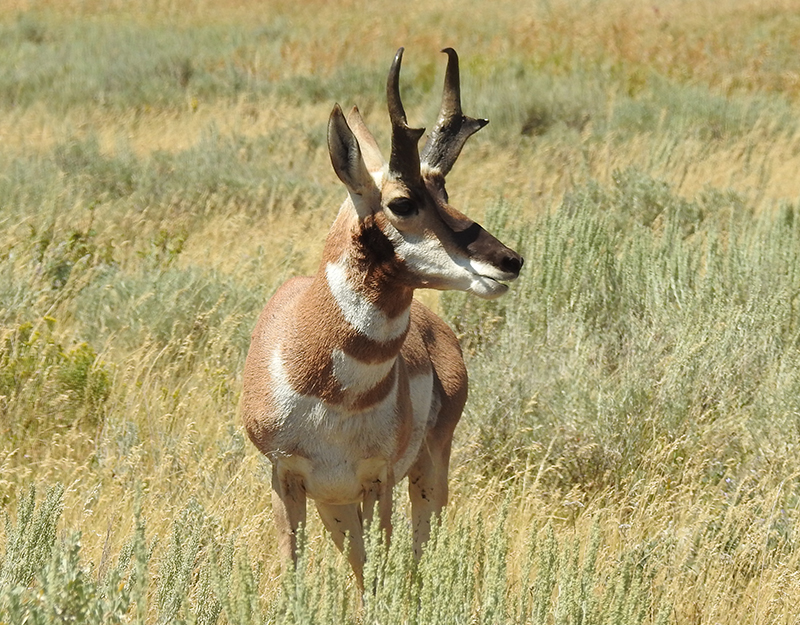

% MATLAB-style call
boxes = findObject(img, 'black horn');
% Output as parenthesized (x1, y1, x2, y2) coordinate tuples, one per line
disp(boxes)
(387, 48, 425, 184)
(420, 48, 488, 176)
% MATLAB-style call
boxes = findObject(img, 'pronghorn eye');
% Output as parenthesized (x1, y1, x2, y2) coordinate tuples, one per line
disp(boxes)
(387, 197, 417, 217)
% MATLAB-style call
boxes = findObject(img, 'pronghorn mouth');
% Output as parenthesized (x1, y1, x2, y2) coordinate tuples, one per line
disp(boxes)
(473, 254, 524, 292)
(478, 274, 510, 286)
(474, 265, 521, 286)
(470, 273, 513, 299)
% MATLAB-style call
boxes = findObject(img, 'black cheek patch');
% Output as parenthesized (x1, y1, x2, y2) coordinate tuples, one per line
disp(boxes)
(355, 222, 397, 267)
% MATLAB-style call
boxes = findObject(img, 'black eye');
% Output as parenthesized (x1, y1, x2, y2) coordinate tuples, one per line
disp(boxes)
(387, 197, 416, 217)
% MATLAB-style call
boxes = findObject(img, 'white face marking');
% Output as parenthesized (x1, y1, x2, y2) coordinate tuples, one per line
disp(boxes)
(326, 260, 410, 342)
(331, 347, 395, 394)
(457, 257, 511, 299)
(384, 224, 509, 299)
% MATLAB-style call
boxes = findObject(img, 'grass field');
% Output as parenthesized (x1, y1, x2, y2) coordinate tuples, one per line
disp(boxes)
(3, 0, 800, 622)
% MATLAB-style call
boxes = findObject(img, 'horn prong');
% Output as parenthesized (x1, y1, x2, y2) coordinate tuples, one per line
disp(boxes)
(421, 48, 487, 176)
(387, 48, 408, 126)
(386, 47, 424, 183)
(440, 48, 462, 121)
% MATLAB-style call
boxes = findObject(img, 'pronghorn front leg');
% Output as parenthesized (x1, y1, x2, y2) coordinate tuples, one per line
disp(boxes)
(271, 464, 307, 567)
(316, 502, 366, 589)
(362, 465, 395, 542)
(408, 435, 453, 559)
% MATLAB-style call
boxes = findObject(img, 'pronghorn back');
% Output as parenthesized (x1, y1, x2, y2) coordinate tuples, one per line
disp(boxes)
(241, 47, 522, 587)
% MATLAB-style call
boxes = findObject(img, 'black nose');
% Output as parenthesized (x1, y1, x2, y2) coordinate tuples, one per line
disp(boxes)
(501, 253, 523, 276)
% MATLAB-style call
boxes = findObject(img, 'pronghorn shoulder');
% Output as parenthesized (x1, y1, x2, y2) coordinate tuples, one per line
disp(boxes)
(252, 276, 313, 339)
(245, 276, 312, 390)
(242, 276, 314, 455)
(402, 300, 464, 380)
(407, 299, 467, 405)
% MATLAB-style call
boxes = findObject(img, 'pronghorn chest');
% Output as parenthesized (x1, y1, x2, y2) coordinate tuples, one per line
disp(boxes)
(268, 346, 434, 504)
(258, 256, 436, 503)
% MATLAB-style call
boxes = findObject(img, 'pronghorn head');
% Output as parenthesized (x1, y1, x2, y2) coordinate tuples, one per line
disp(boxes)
(327, 47, 523, 299)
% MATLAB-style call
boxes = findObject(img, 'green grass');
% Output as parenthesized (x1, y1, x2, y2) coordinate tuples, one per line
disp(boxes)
(4, 0, 800, 622)
(446, 172, 800, 487)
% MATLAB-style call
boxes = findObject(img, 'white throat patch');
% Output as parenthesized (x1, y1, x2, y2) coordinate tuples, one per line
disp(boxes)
(331, 347, 396, 394)
(325, 260, 410, 343)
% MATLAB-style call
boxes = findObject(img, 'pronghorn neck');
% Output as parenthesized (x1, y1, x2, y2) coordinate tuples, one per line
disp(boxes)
(322, 259, 412, 345)
(279, 203, 413, 411)
(319, 202, 414, 328)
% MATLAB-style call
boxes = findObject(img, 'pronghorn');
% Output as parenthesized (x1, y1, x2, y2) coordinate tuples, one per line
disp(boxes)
(241, 47, 523, 586)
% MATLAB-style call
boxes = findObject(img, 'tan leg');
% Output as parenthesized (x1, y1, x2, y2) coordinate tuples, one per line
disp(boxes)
(362, 471, 394, 543)
(316, 502, 366, 588)
(271, 464, 307, 567)
(408, 436, 452, 559)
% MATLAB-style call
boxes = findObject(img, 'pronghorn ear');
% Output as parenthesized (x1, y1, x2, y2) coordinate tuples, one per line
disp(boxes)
(347, 106, 386, 174)
(328, 104, 377, 205)
(346, 105, 385, 173)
